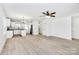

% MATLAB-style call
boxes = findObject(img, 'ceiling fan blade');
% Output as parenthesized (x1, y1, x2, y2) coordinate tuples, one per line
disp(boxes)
(42, 12, 46, 14)
(51, 12, 56, 14)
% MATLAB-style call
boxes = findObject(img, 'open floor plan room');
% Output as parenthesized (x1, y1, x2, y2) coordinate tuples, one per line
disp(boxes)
(0, 3, 79, 55)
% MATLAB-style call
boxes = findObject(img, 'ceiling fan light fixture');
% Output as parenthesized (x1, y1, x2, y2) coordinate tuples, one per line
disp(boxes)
(45, 16, 51, 18)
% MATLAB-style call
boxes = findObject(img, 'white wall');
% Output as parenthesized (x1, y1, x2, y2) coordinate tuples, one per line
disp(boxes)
(40, 18, 53, 36)
(72, 14, 79, 39)
(52, 17, 71, 40)
(0, 4, 7, 53)
(0, 4, 5, 17)
(0, 17, 7, 53)
(40, 16, 72, 40)
(32, 20, 39, 35)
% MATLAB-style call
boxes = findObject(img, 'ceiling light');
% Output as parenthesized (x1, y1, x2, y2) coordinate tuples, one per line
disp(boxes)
(45, 16, 51, 18)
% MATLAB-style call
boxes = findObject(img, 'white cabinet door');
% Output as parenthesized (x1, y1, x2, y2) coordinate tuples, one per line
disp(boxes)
(21, 30, 26, 36)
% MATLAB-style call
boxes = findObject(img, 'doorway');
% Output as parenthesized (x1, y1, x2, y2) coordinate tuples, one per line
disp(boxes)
(30, 24, 33, 35)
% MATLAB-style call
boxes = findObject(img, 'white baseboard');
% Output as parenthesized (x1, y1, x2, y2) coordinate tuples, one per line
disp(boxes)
(50, 35, 72, 40)
(72, 37, 79, 40)
(42, 35, 72, 40)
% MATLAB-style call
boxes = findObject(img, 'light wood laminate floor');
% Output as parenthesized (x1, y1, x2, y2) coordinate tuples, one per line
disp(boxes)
(1, 35, 79, 55)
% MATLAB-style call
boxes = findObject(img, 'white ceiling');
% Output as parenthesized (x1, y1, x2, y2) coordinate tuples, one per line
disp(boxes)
(1, 3, 79, 20)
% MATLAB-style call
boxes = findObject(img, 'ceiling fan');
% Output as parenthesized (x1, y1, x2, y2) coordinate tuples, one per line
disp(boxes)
(42, 11, 56, 17)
